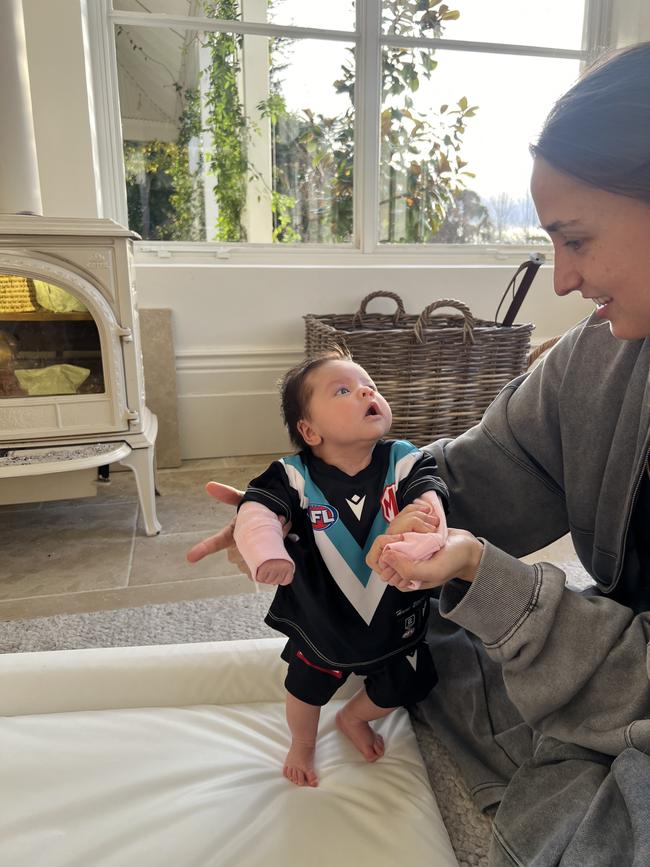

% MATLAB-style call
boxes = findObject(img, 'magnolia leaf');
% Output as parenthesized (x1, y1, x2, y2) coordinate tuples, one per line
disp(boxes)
(458, 96, 468, 110)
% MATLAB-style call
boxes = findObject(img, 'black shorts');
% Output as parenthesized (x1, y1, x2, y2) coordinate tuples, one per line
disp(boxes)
(281, 640, 438, 708)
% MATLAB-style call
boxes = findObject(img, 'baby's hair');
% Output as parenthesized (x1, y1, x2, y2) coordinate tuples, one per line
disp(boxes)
(280, 346, 352, 451)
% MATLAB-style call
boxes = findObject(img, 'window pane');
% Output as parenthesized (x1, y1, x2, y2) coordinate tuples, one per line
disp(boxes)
(381, 0, 586, 51)
(379, 48, 580, 244)
(112, 0, 192, 13)
(116, 24, 355, 243)
(268, 0, 355, 31)
(112, 0, 356, 32)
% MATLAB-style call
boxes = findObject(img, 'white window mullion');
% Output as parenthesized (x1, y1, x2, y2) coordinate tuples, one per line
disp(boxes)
(583, 0, 614, 59)
(109, 10, 353, 43)
(380, 34, 585, 60)
(85, 0, 128, 226)
(354, 0, 381, 253)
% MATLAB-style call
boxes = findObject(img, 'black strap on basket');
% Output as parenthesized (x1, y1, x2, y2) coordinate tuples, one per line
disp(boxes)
(495, 253, 545, 327)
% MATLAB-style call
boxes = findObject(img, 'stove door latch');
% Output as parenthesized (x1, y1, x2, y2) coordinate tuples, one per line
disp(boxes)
(125, 409, 140, 423)
(116, 325, 133, 342)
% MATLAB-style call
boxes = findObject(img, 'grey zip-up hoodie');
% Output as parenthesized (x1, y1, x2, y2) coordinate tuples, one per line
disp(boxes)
(425, 313, 650, 758)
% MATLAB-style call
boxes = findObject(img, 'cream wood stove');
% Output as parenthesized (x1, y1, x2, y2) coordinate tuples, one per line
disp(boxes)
(0, 215, 161, 535)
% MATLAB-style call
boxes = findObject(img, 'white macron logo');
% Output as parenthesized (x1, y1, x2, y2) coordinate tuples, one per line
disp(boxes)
(345, 494, 366, 521)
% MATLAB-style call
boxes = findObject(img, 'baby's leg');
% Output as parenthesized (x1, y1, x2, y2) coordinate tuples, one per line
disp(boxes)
(284, 692, 321, 787)
(336, 689, 395, 762)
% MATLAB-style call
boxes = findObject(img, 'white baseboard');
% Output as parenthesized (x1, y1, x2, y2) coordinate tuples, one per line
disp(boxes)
(175, 346, 301, 458)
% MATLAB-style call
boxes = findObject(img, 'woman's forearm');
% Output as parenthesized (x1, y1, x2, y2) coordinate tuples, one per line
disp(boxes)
(439, 541, 650, 757)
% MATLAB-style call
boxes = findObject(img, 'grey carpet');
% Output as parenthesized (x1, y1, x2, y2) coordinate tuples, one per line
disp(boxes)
(0, 591, 276, 653)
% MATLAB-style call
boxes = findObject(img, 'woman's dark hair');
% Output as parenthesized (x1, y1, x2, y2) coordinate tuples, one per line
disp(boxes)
(531, 42, 650, 203)
(280, 346, 351, 451)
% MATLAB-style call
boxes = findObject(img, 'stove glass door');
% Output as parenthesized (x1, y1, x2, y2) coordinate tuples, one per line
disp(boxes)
(0, 274, 105, 399)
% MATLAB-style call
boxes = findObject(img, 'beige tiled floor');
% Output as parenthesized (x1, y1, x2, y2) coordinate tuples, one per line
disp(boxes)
(0, 456, 279, 621)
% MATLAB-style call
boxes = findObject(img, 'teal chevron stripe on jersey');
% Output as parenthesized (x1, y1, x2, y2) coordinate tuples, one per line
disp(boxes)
(301, 467, 381, 587)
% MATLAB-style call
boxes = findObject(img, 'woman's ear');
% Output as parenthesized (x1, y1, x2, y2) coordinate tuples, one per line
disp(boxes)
(297, 418, 322, 447)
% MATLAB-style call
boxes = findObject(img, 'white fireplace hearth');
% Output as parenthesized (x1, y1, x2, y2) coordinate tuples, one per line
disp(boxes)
(0, 215, 161, 535)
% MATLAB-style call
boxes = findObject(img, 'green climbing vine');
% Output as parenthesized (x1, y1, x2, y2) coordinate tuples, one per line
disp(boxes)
(203, 0, 249, 241)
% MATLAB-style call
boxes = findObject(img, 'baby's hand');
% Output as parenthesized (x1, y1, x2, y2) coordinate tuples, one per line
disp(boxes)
(256, 558, 295, 586)
(387, 500, 440, 535)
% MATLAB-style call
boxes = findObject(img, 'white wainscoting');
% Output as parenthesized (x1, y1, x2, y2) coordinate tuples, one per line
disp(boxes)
(175, 332, 578, 459)
(176, 346, 300, 458)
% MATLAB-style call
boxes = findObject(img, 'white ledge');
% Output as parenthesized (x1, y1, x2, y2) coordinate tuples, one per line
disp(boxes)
(0, 441, 131, 478)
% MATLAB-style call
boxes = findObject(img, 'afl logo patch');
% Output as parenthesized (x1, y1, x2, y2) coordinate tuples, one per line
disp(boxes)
(309, 505, 339, 530)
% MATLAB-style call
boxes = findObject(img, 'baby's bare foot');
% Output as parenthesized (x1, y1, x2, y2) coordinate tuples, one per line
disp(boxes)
(335, 708, 385, 762)
(283, 740, 319, 787)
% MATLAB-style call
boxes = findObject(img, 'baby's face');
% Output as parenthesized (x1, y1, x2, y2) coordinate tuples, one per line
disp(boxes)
(300, 360, 392, 448)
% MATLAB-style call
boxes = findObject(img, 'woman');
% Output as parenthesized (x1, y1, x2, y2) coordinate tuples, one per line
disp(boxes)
(188, 43, 650, 865)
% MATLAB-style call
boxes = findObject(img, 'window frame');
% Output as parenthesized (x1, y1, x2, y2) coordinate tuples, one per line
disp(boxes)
(89, 0, 613, 264)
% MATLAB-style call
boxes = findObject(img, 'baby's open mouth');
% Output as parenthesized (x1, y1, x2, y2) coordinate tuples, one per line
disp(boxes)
(366, 404, 379, 416)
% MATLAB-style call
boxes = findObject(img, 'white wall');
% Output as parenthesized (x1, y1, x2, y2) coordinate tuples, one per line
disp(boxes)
(612, 0, 650, 46)
(21, 2, 592, 459)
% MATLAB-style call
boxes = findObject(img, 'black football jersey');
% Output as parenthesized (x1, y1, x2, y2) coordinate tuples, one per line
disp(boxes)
(240, 439, 448, 669)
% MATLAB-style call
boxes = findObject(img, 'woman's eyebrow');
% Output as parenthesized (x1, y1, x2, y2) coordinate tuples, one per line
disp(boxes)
(544, 218, 581, 233)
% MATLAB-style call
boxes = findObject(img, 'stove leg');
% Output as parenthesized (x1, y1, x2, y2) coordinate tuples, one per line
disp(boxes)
(120, 445, 161, 536)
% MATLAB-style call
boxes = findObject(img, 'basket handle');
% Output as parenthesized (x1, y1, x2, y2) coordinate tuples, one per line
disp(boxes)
(353, 291, 406, 328)
(413, 299, 476, 345)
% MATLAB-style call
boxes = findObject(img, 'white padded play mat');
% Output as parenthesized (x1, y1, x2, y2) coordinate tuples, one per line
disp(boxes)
(0, 638, 458, 867)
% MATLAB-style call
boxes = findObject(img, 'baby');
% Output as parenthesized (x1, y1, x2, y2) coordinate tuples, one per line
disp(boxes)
(234, 349, 448, 786)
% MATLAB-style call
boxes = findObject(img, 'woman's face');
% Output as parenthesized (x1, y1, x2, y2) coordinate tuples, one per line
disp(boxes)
(531, 157, 650, 340)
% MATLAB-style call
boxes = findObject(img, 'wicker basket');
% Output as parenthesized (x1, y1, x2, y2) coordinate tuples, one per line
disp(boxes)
(0, 274, 39, 313)
(304, 291, 534, 445)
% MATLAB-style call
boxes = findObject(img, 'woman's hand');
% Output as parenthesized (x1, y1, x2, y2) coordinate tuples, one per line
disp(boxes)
(366, 528, 484, 591)
(185, 482, 290, 577)
(186, 482, 243, 565)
